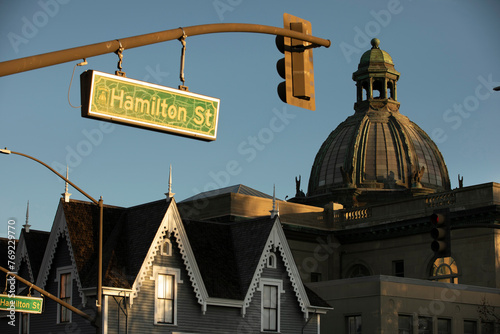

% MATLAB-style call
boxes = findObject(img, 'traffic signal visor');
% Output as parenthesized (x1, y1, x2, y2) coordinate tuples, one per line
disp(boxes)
(430, 212, 451, 257)
(276, 13, 315, 110)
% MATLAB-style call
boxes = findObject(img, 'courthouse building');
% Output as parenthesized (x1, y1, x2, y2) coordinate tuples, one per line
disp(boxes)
(179, 39, 500, 333)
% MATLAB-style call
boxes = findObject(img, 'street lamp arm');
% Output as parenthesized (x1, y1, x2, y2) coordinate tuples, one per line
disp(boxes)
(1, 148, 98, 205)
(0, 22, 331, 77)
(1, 147, 104, 331)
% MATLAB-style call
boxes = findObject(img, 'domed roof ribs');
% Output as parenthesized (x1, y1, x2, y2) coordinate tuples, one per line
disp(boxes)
(306, 39, 450, 207)
(387, 116, 410, 188)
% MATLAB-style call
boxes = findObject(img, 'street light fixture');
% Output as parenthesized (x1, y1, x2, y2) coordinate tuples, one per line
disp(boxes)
(1, 148, 103, 332)
(494, 86, 500, 91)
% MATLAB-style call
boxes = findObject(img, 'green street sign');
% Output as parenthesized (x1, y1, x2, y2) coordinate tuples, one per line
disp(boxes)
(0, 294, 44, 314)
(81, 70, 220, 141)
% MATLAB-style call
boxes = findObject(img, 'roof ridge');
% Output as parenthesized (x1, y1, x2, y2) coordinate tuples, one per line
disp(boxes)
(125, 198, 171, 211)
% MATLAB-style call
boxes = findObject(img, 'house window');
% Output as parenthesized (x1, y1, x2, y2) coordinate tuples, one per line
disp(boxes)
(267, 253, 277, 269)
(393, 260, 404, 277)
(260, 278, 284, 332)
(438, 318, 451, 334)
(311, 272, 322, 282)
(55, 267, 73, 324)
(430, 257, 458, 283)
(346, 315, 362, 334)
(418, 316, 432, 334)
(151, 266, 182, 325)
(157, 274, 175, 323)
(398, 314, 413, 334)
(161, 238, 172, 256)
(263, 285, 278, 331)
(463, 320, 477, 334)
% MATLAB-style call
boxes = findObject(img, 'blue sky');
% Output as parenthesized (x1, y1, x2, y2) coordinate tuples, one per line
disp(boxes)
(1, 0, 499, 238)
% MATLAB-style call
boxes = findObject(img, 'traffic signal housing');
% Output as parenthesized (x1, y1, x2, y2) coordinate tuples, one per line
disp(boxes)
(276, 13, 315, 111)
(430, 210, 451, 258)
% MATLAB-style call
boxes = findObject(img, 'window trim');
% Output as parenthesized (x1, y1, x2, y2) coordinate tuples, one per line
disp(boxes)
(259, 278, 284, 332)
(437, 317, 452, 334)
(161, 238, 172, 256)
(463, 319, 477, 334)
(151, 266, 183, 326)
(267, 253, 277, 269)
(55, 266, 73, 324)
(397, 314, 413, 334)
(417, 316, 433, 334)
(393, 260, 405, 277)
(430, 257, 458, 284)
(346, 314, 362, 334)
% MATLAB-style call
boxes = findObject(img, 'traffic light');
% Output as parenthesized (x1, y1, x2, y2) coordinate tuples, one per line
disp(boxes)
(276, 13, 315, 111)
(430, 210, 451, 257)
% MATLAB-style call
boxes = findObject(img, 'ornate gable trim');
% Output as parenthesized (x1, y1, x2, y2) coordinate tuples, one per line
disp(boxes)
(130, 199, 208, 308)
(15, 236, 34, 283)
(35, 202, 84, 304)
(241, 217, 312, 319)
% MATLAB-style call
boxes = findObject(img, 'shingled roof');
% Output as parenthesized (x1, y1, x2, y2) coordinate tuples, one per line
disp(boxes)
(48, 196, 329, 312)
(20, 229, 50, 281)
(62, 199, 170, 289)
(183, 217, 274, 300)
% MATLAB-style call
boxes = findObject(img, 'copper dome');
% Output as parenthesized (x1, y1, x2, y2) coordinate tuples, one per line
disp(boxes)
(305, 39, 450, 207)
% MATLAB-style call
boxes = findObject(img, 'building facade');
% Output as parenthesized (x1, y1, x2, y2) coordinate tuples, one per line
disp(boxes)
(178, 39, 500, 333)
(1, 196, 330, 333)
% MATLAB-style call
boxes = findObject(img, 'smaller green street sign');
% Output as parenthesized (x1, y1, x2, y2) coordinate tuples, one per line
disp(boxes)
(81, 70, 220, 141)
(0, 294, 44, 314)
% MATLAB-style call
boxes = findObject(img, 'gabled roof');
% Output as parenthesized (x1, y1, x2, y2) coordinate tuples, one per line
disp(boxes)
(36, 196, 329, 316)
(61, 199, 125, 288)
(181, 184, 275, 202)
(16, 229, 50, 282)
(66, 199, 171, 289)
(0, 237, 16, 292)
(183, 217, 274, 300)
(183, 215, 331, 315)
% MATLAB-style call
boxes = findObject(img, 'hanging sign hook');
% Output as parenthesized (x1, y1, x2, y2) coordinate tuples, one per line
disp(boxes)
(178, 28, 188, 91)
(115, 40, 126, 77)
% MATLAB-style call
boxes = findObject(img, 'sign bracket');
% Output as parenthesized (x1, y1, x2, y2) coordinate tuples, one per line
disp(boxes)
(178, 28, 189, 91)
(114, 40, 126, 77)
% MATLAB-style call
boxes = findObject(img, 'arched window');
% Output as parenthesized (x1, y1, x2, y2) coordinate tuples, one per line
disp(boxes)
(161, 238, 172, 256)
(430, 257, 458, 284)
(347, 264, 370, 278)
(267, 253, 277, 269)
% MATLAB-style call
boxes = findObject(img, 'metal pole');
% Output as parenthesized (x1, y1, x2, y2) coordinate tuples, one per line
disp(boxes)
(0, 23, 331, 77)
(0, 148, 103, 332)
(0, 266, 94, 324)
(96, 197, 103, 333)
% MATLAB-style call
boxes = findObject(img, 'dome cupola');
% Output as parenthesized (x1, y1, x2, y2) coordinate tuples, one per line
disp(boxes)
(304, 39, 450, 208)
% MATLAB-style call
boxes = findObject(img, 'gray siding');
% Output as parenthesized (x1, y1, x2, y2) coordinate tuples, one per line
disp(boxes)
(242, 251, 319, 334)
(107, 296, 128, 334)
(126, 236, 246, 333)
(112, 238, 319, 334)
(29, 236, 96, 334)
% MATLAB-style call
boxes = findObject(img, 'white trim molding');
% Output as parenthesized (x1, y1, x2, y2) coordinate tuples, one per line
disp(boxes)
(150, 266, 183, 326)
(55, 265, 73, 324)
(258, 278, 285, 332)
(130, 199, 208, 312)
